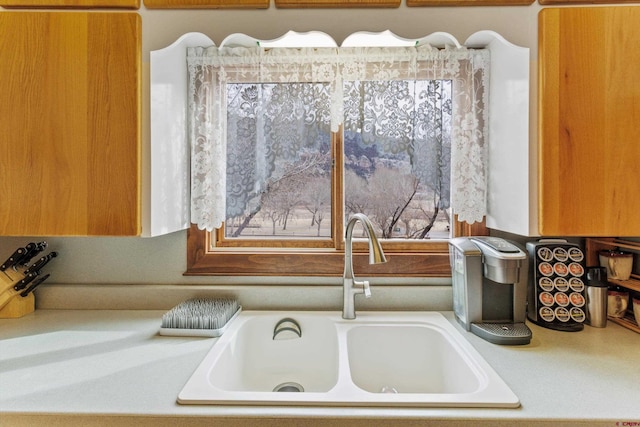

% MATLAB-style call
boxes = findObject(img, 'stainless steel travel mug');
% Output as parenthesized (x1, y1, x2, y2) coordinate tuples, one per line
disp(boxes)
(586, 266, 608, 328)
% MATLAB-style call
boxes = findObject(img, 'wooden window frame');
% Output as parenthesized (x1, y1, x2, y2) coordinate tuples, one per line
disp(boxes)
(185, 74, 489, 278)
(186, 217, 487, 277)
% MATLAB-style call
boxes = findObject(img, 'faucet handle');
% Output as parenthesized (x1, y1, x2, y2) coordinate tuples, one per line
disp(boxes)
(363, 280, 371, 298)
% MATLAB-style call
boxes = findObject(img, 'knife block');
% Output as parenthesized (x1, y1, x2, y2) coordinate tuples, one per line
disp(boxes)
(0, 292, 35, 318)
(0, 268, 35, 318)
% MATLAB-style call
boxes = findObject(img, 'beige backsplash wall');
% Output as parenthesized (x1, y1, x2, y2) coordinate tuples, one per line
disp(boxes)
(0, 3, 543, 309)
(0, 231, 453, 310)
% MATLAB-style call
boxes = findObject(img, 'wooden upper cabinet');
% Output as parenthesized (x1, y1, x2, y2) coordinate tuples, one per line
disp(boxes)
(0, 0, 139, 8)
(407, 0, 532, 5)
(540, 0, 638, 5)
(0, 12, 141, 236)
(274, 0, 399, 7)
(538, 6, 640, 237)
(144, 0, 267, 8)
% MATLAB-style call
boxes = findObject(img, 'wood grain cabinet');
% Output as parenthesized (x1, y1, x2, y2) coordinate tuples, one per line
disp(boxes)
(0, 0, 139, 8)
(538, 6, 640, 237)
(144, 0, 266, 8)
(0, 12, 141, 236)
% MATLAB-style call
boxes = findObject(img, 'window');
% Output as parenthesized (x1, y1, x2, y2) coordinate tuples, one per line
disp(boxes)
(223, 81, 333, 241)
(185, 43, 489, 276)
(343, 79, 452, 240)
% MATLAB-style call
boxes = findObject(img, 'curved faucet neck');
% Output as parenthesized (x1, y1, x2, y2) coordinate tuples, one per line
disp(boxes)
(344, 213, 387, 271)
(342, 214, 387, 319)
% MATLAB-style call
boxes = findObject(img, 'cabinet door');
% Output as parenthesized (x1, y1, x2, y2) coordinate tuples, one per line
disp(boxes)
(0, 12, 141, 236)
(0, 0, 139, 8)
(538, 7, 640, 236)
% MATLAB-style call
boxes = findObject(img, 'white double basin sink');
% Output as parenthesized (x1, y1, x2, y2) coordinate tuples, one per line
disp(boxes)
(178, 311, 519, 408)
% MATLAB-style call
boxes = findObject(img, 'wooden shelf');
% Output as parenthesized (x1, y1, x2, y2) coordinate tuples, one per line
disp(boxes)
(607, 277, 640, 294)
(588, 238, 640, 254)
(608, 314, 640, 334)
(586, 237, 640, 334)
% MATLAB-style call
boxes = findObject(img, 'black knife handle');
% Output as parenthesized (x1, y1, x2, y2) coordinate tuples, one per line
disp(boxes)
(0, 248, 26, 271)
(15, 242, 37, 265)
(14, 271, 38, 291)
(20, 273, 50, 297)
(24, 251, 57, 276)
(16, 241, 48, 266)
(23, 255, 47, 276)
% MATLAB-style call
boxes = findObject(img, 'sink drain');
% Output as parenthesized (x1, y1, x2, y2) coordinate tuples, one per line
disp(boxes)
(273, 382, 304, 392)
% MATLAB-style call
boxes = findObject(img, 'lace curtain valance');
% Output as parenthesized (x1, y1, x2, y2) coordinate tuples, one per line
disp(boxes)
(187, 45, 489, 231)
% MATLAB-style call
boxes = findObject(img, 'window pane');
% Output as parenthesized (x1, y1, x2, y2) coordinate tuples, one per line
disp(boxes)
(343, 79, 452, 239)
(225, 83, 332, 238)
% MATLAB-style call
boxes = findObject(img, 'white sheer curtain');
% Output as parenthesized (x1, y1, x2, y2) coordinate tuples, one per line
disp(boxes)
(187, 45, 489, 231)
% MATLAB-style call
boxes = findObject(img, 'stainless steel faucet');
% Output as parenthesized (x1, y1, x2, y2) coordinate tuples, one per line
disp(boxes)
(342, 213, 387, 319)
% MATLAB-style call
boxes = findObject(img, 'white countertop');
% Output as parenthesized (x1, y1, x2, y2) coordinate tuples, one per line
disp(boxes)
(1, 310, 639, 426)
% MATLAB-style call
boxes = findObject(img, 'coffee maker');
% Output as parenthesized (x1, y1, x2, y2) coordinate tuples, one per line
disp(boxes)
(449, 237, 532, 345)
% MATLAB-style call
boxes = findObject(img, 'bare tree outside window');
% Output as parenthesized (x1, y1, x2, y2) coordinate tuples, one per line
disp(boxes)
(224, 82, 333, 239)
(223, 79, 452, 240)
(342, 79, 452, 240)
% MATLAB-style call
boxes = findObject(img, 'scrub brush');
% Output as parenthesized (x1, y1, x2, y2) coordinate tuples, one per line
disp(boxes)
(159, 298, 241, 337)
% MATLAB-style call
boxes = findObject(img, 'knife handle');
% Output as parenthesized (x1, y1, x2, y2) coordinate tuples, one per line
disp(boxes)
(14, 271, 38, 291)
(24, 251, 57, 276)
(0, 248, 26, 271)
(16, 241, 48, 266)
(20, 274, 50, 297)
(23, 256, 46, 276)
(15, 243, 36, 265)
